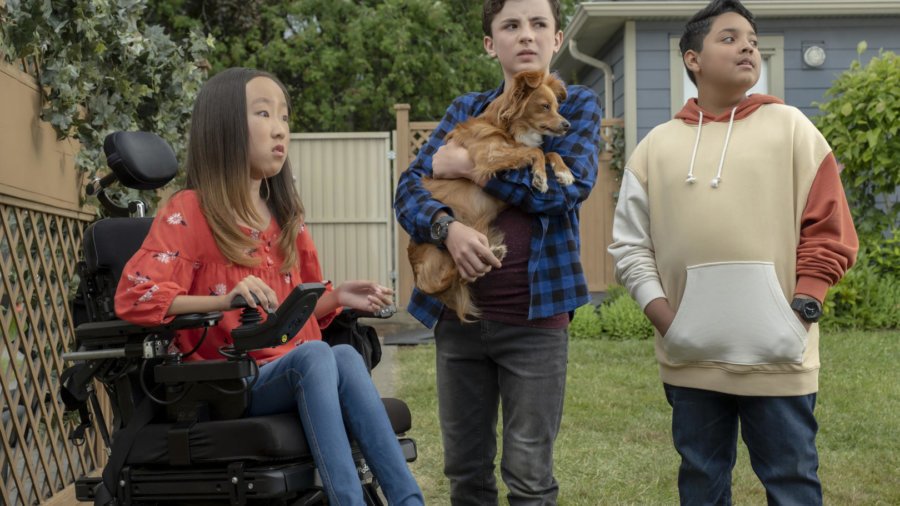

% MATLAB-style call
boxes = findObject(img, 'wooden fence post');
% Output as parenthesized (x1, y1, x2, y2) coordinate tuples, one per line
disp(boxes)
(393, 104, 414, 309)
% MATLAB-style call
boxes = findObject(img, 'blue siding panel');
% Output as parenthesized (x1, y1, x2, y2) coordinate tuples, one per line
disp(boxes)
(623, 17, 900, 142)
(580, 27, 626, 118)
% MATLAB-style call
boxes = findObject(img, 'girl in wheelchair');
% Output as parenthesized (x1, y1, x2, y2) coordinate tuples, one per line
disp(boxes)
(113, 67, 424, 505)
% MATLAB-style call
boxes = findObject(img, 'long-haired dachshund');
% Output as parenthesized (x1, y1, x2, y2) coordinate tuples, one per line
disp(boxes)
(408, 70, 573, 321)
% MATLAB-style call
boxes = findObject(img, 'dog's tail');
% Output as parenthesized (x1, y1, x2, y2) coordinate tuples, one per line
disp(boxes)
(454, 282, 481, 323)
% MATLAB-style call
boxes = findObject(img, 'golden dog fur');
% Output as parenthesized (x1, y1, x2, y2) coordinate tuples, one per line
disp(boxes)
(408, 71, 573, 321)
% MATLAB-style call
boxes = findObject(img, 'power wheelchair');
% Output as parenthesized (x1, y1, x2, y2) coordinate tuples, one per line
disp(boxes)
(59, 131, 416, 505)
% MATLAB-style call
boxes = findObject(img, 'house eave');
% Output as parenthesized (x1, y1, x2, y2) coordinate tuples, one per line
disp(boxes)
(553, 0, 900, 79)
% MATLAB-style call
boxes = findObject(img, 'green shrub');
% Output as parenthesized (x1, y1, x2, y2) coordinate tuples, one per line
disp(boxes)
(569, 304, 602, 339)
(603, 284, 629, 305)
(570, 285, 656, 340)
(815, 43, 900, 242)
(865, 230, 900, 279)
(822, 256, 900, 331)
(597, 295, 655, 341)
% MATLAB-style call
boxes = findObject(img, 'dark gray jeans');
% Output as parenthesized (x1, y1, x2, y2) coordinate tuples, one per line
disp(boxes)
(435, 319, 569, 506)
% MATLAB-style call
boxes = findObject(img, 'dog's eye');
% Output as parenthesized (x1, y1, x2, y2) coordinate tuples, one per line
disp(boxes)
(542, 103, 551, 111)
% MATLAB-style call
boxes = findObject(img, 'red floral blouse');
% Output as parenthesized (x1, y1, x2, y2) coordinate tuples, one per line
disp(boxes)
(114, 190, 337, 363)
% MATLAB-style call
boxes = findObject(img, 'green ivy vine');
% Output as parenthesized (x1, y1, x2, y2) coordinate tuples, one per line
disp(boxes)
(0, 0, 212, 212)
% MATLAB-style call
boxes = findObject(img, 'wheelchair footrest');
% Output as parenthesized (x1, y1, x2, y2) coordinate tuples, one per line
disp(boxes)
(74, 476, 102, 502)
(399, 437, 418, 463)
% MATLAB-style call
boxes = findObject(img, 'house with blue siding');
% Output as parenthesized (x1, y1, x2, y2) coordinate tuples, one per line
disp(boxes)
(552, 0, 900, 159)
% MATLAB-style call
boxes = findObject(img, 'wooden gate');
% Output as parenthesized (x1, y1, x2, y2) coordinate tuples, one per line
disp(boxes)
(289, 132, 396, 292)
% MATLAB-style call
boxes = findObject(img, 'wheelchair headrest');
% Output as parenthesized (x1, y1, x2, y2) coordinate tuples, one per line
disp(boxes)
(83, 218, 154, 281)
(103, 132, 178, 190)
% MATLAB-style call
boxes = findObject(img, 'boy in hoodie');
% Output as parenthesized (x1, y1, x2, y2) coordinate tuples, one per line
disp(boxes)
(608, 0, 858, 503)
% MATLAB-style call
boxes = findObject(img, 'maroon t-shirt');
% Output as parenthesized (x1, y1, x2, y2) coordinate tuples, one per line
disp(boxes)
(441, 206, 569, 329)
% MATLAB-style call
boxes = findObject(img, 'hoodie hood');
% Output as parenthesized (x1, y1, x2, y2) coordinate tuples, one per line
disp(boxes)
(675, 94, 783, 124)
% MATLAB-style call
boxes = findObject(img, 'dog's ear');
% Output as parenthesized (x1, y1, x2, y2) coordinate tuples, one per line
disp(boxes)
(497, 71, 544, 122)
(546, 73, 568, 102)
(521, 71, 544, 90)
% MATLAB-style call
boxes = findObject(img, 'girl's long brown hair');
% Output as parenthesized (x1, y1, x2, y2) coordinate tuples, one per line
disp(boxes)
(185, 67, 305, 272)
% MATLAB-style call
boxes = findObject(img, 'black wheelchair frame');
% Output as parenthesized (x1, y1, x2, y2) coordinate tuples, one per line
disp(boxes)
(59, 131, 416, 505)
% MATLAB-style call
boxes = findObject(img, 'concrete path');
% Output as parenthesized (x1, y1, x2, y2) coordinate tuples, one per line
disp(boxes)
(368, 312, 433, 398)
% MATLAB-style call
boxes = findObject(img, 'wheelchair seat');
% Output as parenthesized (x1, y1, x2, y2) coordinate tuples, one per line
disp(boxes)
(62, 131, 416, 505)
(126, 398, 413, 467)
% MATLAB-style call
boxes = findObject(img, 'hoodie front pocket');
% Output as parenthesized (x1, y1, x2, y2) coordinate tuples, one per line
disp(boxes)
(663, 262, 808, 365)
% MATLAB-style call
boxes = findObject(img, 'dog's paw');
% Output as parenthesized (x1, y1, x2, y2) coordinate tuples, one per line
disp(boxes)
(555, 170, 574, 186)
(532, 173, 549, 193)
(490, 244, 508, 262)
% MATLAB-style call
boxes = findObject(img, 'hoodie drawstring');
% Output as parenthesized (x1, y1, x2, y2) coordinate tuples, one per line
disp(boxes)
(685, 111, 703, 184)
(711, 106, 738, 188)
(685, 106, 738, 189)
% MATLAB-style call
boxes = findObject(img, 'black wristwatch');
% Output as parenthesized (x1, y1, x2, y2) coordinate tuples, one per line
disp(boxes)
(790, 297, 823, 323)
(430, 215, 456, 245)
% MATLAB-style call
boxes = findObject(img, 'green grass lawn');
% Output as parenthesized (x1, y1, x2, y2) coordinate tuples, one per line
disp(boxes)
(395, 331, 900, 505)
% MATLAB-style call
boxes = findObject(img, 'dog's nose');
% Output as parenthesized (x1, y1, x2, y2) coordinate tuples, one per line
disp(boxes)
(561, 120, 571, 131)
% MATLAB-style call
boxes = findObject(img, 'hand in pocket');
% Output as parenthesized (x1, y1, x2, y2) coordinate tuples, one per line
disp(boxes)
(645, 298, 677, 336)
(793, 310, 812, 332)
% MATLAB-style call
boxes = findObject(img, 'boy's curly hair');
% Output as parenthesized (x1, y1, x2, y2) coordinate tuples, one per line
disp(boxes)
(482, 0, 561, 36)
(679, 0, 757, 85)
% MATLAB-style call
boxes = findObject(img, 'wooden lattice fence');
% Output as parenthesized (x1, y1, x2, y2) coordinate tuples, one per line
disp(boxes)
(0, 201, 108, 506)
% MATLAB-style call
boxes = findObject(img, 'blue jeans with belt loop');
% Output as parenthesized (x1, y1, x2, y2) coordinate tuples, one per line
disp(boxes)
(664, 384, 822, 506)
(248, 340, 424, 506)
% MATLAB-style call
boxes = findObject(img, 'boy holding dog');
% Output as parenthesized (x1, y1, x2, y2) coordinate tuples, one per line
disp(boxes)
(608, 0, 858, 503)
(394, 0, 601, 503)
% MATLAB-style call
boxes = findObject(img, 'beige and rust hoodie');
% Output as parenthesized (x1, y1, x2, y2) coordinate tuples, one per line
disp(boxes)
(608, 95, 858, 396)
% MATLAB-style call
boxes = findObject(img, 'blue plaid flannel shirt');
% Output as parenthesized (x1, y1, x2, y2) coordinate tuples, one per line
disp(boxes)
(394, 81, 603, 328)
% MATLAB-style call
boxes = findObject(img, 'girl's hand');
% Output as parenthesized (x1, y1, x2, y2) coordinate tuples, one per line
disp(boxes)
(335, 280, 394, 313)
(224, 275, 278, 311)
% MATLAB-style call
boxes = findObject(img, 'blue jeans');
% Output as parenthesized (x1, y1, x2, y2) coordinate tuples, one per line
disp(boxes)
(435, 319, 569, 506)
(663, 384, 822, 506)
(247, 340, 423, 506)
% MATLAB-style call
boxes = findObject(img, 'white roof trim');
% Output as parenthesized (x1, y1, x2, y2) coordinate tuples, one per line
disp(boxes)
(554, 1, 900, 77)
(578, 1, 900, 19)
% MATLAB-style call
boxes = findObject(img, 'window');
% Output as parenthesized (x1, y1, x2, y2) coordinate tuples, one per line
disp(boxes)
(669, 35, 784, 115)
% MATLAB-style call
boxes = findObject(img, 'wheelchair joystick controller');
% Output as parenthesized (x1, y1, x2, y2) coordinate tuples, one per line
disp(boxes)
(230, 293, 269, 331)
(227, 283, 326, 353)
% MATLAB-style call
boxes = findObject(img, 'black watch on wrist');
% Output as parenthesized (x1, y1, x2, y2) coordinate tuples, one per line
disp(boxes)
(790, 297, 823, 323)
(430, 215, 456, 245)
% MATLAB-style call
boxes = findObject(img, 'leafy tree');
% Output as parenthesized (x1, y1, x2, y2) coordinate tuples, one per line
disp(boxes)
(0, 0, 211, 209)
(816, 42, 900, 243)
(146, 0, 581, 131)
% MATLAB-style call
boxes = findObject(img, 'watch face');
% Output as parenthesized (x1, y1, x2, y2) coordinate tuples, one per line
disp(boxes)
(803, 302, 820, 319)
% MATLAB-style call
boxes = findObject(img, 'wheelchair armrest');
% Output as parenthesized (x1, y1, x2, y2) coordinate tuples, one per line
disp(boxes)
(75, 312, 223, 345)
(341, 305, 397, 320)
